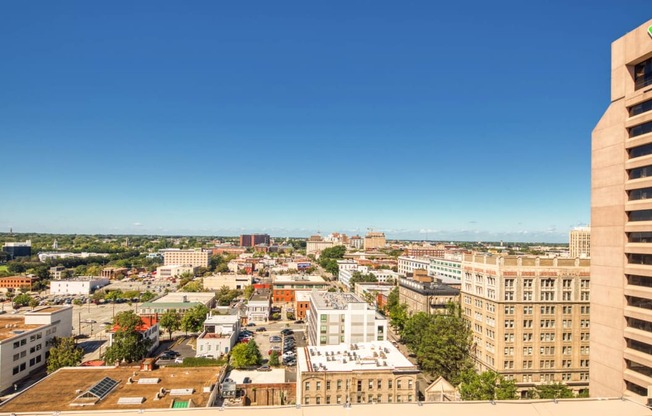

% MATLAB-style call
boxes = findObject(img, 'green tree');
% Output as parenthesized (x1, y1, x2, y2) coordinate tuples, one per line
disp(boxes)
(140, 291, 156, 302)
(231, 340, 262, 368)
(46, 337, 85, 373)
(105, 290, 123, 303)
(183, 280, 203, 292)
(460, 370, 518, 400)
(181, 304, 209, 334)
(159, 310, 181, 339)
(12, 293, 32, 308)
(243, 285, 255, 299)
(103, 311, 152, 364)
(29, 298, 40, 310)
(348, 271, 378, 290)
(529, 382, 575, 399)
(389, 302, 408, 332)
(269, 351, 280, 367)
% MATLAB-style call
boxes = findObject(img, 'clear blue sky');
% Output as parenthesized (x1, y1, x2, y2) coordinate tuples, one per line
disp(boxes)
(0, 2, 647, 242)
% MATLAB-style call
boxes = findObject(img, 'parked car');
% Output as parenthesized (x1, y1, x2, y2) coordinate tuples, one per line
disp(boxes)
(257, 365, 272, 372)
(255, 327, 267, 332)
(243, 377, 252, 384)
(294, 320, 304, 324)
(247, 322, 256, 327)
(174, 357, 184, 364)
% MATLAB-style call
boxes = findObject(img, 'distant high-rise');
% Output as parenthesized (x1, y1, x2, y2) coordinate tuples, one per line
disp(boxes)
(2, 240, 31, 260)
(591, 19, 652, 399)
(569, 227, 591, 258)
(239, 234, 270, 247)
(363, 231, 386, 250)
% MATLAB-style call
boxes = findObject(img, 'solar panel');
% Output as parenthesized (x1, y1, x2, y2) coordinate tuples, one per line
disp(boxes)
(87, 377, 119, 400)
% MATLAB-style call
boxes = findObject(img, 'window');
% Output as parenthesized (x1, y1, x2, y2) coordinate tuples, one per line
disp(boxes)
(316, 397, 321, 405)
(504, 306, 514, 315)
(523, 306, 533, 315)
(563, 305, 572, 314)
(523, 320, 533, 328)
(629, 210, 652, 222)
(305, 397, 310, 405)
(523, 333, 532, 341)
(629, 165, 652, 180)
(631, 121, 652, 138)
(523, 291, 532, 301)
(326, 396, 331, 404)
(388, 380, 392, 389)
(326, 381, 331, 390)
(635, 57, 652, 90)
(397, 380, 402, 389)
(337, 380, 342, 390)
(305, 381, 310, 391)
(630, 98, 652, 117)
(316, 381, 321, 391)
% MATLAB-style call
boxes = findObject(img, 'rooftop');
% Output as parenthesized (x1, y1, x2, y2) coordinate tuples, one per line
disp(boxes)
(299, 341, 416, 373)
(0, 365, 222, 413)
(0, 317, 41, 341)
(228, 368, 287, 384)
(310, 291, 365, 310)
(273, 275, 326, 284)
(151, 292, 215, 303)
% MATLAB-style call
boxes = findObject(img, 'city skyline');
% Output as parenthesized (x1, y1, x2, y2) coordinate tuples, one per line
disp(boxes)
(0, 2, 647, 243)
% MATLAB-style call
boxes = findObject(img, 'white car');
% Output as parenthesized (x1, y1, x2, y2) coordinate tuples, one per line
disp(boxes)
(174, 357, 184, 364)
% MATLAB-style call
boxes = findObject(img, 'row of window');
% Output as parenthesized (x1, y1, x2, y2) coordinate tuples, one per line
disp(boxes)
(504, 332, 589, 343)
(303, 393, 413, 405)
(12, 354, 42, 375)
(504, 319, 589, 329)
(304, 378, 413, 392)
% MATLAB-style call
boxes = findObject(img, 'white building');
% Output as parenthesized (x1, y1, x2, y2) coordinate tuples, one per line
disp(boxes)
(306, 291, 387, 346)
(569, 226, 591, 259)
(49, 277, 109, 296)
(163, 249, 210, 268)
(196, 313, 240, 356)
(247, 290, 271, 323)
(397, 256, 430, 276)
(0, 306, 73, 392)
(427, 256, 462, 283)
(156, 264, 196, 279)
(203, 274, 252, 291)
(339, 264, 400, 288)
(369, 269, 400, 284)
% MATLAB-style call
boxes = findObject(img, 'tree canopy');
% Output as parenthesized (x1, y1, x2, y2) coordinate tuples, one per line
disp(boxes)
(159, 310, 181, 339)
(181, 304, 209, 334)
(231, 340, 262, 368)
(103, 311, 152, 364)
(46, 337, 85, 373)
(528, 382, 575, 399)
(459, 370, 518, 400)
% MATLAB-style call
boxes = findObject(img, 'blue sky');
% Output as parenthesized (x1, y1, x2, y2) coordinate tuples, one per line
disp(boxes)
(0, 2, 648, 242)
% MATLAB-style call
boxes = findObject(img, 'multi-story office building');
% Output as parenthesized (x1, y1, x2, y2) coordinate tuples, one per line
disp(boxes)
(2, 241, 31, 260)
(397, 256, 430, 276)
(155, 264, 196, 279)
(363, 232, 386, 251)
(404, 244, 445, 257)
(0, 276, 38, 291)
(271, 275, 328, 303)
(569, 227, 591, 259)
(306, 292, 387, 346)
(239, 234, 270, 247)
(461, 253, 591, 395)
(306, 235, 339, 256)
(162, 249, 210, 268)
(0, 306, 72, 393)
(49, 277, 110, 296)
(296, 341, 419, 406)
(428, 255, 463, 283)
(591, 19, 652, 400)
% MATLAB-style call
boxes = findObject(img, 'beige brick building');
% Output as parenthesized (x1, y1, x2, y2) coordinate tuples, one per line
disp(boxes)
(163, 249, 210, 268)
(364, 232, 386, 251)
(569, 227, 591, 259)
(461, 254, 591, 395)
(591, 19, 652, 400)
(296, 341, 418, 405)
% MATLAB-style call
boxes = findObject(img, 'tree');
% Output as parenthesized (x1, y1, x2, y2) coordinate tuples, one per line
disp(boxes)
(13, 293, 32, 308)
(140, 291, 156, 302)
(529, 382, 575, 399)
(269, 351, 280, 366)
(160, 310, 181, 339)
(231, 340, 262, 368)
(181, 304, 209, 334)
(243, 285, 255, 299)
(389, 302, 408, 332)
(46, 337, 84, 373)
(183, 280, 203, 292)
(103, 311, 152, 364)
(459, 370, 518, 400)
(348, 271, 377, 290)
(29, 298, 40, 310)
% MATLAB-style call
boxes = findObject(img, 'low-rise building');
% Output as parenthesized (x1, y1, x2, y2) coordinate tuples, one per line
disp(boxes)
(272, 275, 329, 303)
(0, 306, 73, 393)
(398, 277, 459, 315)
(155, 264, 196, 279)
(163, 249, 210, 268)
(138, 292, 216, 315)
(295, 291, 311, 320)
(101, 267, 129, 279)
(247, 290, 271, 323)
(226, 368, 295, 406)
(203, 274, 252, 291)
(107, 315, 159, 357)
(428, 255, 462, 283)
(397, 256, 430, 276)
(0, 276, 38, 291)
(196, 313, 240, 356)
(296, 341, 419, 405)
(49, 266, 65, 280)
(307, 292, 387, 346)
(50, 277, 109, 296)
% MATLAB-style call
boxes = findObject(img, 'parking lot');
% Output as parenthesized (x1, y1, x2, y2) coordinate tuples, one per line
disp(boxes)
(241, 321, 306, 367)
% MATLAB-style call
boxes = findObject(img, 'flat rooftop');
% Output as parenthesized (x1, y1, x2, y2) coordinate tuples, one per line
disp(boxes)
(152, 292, 215, 303)
(300, 341, 416, 373)
(310, 291, 365, 310)
(273, 275, 326, 284)
(0, 317, 40, 341)
(228, 368, 287, 384)
(0, 365, 223, 413)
